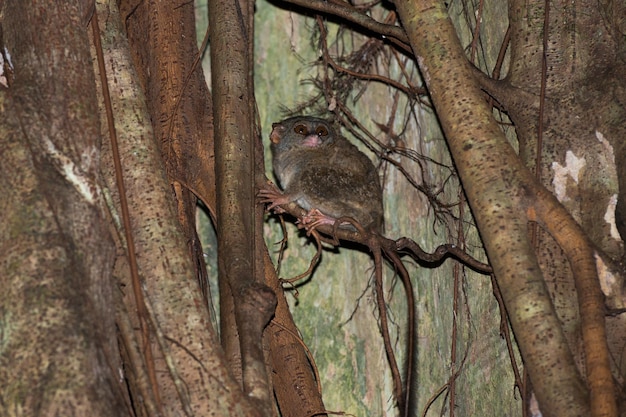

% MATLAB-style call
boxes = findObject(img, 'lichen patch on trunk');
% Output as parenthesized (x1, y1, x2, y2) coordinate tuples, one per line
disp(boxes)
(551, 150, 585, 202)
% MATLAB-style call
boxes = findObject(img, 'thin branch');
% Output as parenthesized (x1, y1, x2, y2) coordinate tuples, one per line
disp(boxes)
(278, 0, 412, 52)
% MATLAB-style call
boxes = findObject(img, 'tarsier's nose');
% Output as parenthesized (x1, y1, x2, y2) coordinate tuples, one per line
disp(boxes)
(302, 134, 322, 147)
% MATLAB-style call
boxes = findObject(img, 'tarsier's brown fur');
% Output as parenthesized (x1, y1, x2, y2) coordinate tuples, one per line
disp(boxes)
(261, 116, 384, 233)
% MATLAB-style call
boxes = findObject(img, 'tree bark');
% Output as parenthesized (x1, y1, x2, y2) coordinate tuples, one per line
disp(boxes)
(0, 1, 125, 415)
(94, 0, 259, 415)
(394, 0, 617, 415)
(119, 0, 217, 304)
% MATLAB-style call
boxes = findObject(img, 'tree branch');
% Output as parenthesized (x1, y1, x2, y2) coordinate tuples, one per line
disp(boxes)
(277, 0, 412, 53)
(209, 0, 276, 414)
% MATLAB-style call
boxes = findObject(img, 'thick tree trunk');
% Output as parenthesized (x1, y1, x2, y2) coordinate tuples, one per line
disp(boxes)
(0, 1, 125, 415)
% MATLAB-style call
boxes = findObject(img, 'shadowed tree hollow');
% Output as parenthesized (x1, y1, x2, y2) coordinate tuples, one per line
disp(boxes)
(0, 0, 625, 417)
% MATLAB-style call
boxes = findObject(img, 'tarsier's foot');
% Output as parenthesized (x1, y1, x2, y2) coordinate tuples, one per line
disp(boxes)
(298, 208, 340, 232)
(257, 182, 288, 214)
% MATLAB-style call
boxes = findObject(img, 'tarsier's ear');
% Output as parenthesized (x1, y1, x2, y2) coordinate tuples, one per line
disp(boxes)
(270, 123, 285, 144)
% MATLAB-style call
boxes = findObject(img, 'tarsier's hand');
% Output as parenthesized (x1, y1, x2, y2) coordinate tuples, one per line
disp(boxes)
(257, 182, 288, 214)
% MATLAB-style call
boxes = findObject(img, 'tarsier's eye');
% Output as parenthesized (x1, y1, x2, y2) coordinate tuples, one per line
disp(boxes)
(294, 124, 308, 135)
(315, 126, 329, 136)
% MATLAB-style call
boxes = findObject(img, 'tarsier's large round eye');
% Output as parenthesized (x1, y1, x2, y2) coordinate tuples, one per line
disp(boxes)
(294, 124, 308, 135)
(315, 126, 329, 136)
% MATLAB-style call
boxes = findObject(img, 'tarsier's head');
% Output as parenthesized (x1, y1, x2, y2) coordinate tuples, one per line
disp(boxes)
(270, 116, 335, 153)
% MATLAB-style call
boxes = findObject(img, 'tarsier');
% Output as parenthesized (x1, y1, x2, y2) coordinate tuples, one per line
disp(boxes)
(259, 116, 384, 233)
